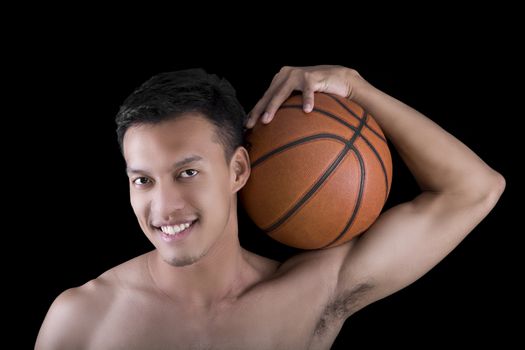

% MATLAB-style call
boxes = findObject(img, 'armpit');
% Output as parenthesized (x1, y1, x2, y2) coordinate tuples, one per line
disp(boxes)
(314, 282, 373, 336)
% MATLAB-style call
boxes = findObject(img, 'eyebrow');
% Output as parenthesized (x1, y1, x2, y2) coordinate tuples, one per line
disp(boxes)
(126, 155, 204, 175)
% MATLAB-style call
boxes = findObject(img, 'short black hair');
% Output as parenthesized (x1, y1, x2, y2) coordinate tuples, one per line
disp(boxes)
(115, 68, 248, 164)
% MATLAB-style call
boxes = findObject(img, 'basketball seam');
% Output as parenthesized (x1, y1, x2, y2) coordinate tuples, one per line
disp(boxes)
(251, 134, 341, 168)
(255, 106, 390, 201)
(261, 135, 352, 234)
(322, 146, 366, 248)
(252, 107, 383, 167)
(326, 94, 388, 143)
(261, 111, 368, 244)
(281, 100, 387, 144)
(357, 132, 391, 201)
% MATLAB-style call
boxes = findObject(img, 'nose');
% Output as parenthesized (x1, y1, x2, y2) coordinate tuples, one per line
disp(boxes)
(152, 181, 186, 220)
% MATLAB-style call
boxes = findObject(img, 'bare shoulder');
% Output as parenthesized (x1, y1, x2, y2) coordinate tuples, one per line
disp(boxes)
(35, 254, 147, 349)
(242, 248, 282, 279)
(35, 278, 112, 348)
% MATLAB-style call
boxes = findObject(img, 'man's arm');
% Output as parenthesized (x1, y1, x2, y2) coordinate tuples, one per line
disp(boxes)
(331, 68, 505, 314)
(246, 65, 505, 318)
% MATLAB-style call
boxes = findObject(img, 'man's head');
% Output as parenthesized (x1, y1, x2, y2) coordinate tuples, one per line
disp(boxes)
(116, 68, 247, 164)
(115, 69, 251, 267)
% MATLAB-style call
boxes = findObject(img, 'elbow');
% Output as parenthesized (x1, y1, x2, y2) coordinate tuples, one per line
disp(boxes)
(458, 171, 506, 208)
(495, 172, 506, 194)
(477, 171, 506, 210)
(488, 172, 506, 203)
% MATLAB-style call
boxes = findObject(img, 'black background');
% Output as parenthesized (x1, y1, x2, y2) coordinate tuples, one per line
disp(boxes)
(15, 22, 521, 349)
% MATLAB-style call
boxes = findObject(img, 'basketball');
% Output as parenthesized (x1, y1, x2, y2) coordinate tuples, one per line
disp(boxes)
(240, 92, 393, 249)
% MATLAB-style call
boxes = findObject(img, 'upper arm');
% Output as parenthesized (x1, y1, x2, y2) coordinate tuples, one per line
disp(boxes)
(35, 282, 107, 349)
(332, 181, 504, 317)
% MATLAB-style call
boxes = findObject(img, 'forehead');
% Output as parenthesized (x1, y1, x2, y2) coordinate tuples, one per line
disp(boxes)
(123, 114, 222, 165)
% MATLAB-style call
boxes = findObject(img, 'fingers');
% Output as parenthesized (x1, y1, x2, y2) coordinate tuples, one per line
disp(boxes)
(244, 66, 324, 129)
(246, 73, 288, 128)
(246, 83, 314, 128)
(254, 83, 315, 126)
(302, 88, 315, 113)
(246, 81, 289, 128)
(246, 95, 272, 129)
(260, 84, 295, 123)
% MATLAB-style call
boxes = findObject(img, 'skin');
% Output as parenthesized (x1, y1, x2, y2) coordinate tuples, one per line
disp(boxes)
(36, 65, 505, 350)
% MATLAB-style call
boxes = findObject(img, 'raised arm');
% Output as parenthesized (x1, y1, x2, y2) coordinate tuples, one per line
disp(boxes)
(246, 65, 505, 317)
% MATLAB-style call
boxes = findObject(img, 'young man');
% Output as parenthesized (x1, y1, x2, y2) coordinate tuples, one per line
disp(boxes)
(36, 65, 505, 349)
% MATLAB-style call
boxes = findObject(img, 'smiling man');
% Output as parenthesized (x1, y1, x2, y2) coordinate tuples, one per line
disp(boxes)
(36, 66, 505, 349)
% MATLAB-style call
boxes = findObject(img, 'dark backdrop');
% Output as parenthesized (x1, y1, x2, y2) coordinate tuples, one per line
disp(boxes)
(21, 36, 520, 349)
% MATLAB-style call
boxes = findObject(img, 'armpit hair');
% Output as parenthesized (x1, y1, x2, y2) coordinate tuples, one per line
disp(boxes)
(314, 282, 373, 336)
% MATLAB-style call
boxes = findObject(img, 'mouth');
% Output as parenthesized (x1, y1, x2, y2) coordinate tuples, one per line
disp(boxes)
(154, 219, 198, 243)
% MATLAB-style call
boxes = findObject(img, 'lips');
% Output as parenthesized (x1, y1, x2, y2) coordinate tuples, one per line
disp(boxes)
(156, 219, 198, 243)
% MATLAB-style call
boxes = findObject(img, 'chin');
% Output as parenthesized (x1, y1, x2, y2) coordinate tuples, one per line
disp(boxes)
(165, 254, 200, 267)
(158, 247, 207, 267)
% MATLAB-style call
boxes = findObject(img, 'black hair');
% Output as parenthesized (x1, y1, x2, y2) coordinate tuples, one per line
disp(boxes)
(115, 68, 248, 164)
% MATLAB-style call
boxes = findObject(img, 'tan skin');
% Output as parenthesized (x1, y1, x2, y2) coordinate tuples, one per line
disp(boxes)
(36, 66, 505, 349)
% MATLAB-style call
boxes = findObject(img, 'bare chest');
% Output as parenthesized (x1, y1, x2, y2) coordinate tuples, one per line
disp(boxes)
(89, 292, 337, 350)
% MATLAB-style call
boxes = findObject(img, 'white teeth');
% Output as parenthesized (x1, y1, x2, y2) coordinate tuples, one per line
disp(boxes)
(160, 222, 192, 235)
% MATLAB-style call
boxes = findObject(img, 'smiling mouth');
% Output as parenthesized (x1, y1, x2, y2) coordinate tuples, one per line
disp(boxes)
(153, 219, 198, 238)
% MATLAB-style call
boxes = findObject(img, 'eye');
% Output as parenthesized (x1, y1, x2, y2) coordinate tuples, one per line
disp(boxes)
(132, 177, 151, 186)
(179, 169, 199, 178)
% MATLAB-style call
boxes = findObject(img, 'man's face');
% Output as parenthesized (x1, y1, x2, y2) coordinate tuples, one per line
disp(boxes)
(123, 114, 248, 267)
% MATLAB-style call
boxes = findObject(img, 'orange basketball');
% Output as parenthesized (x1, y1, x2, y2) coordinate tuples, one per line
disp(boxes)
(240, 92, 393, 249)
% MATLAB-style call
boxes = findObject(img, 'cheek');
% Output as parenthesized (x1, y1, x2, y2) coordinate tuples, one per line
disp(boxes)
(201, 180, 231, 212)
(130, 193, 148, 217)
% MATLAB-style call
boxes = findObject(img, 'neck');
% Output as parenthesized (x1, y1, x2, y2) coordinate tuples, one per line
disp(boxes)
(147, 216, 252, 308)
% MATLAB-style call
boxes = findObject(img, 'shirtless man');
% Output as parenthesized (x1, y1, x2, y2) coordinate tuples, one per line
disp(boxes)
(35, 65, 505, 349)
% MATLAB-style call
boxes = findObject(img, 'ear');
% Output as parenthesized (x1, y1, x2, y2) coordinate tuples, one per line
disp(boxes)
(230, 146, 251, 193)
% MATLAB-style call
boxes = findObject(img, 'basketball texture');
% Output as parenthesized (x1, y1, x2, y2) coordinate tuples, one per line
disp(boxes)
(240, 92, 392, 249)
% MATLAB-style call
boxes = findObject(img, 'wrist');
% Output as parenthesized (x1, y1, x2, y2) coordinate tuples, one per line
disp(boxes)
(345, 68, 372, 104)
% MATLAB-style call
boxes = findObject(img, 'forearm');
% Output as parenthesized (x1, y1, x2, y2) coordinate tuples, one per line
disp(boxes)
(349, 71, 503, 197)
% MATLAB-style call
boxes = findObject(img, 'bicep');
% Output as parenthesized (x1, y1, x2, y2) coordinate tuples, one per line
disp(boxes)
(335, 190, 501, 314)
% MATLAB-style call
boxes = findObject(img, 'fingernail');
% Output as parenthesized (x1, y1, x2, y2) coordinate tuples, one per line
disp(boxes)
(304, 104, 312, 112)
(262, 112, 270, 122)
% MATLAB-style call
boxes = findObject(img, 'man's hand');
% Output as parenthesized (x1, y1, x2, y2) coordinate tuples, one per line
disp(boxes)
(245, 65, 363, 129)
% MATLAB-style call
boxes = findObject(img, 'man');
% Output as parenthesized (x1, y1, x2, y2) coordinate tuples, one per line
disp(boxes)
(36, 65, 505, 349)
